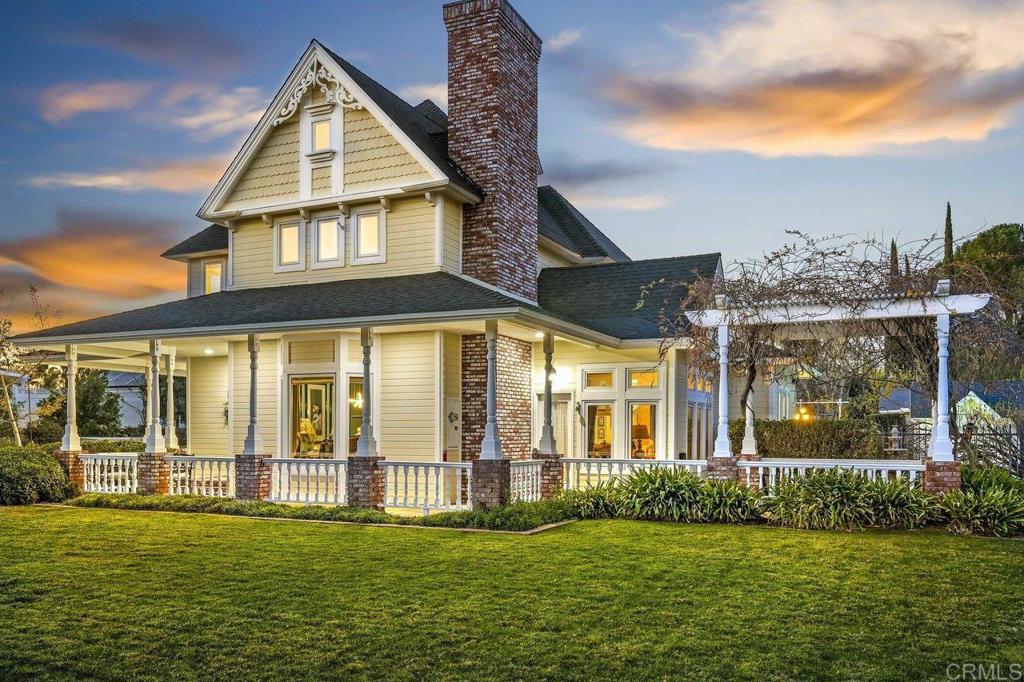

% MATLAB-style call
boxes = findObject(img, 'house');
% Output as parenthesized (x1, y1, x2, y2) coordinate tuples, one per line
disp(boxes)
(883, 382, 1024, 427)
(14, 0, 974, 505)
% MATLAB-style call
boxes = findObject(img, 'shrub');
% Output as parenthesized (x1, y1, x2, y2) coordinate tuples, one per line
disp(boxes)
(562, 483, 620, 520)
(417, 499, 574, 531)
(941, 488, 1024, 537)
(698, 479, 760, 523)
(0, 447, 76, 505)
(865, 477, 935, 530)
(81, 439, 146, 454)
(616, 467, 703, 522)
(760, 469, 874, 531)
(960, 465, 1024, 496)
(728, 419, 902, 459)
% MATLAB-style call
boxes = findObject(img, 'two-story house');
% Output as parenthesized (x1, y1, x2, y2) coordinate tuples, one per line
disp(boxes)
(15, 0, 723, 507)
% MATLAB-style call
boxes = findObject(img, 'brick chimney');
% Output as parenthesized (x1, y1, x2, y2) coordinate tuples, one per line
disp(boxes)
(444, 0, 541, 302)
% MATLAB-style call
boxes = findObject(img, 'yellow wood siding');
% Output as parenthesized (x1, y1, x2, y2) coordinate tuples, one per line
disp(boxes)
(729, 372, 771, 420)
(344, 108, 429, 190)
(288, 339, 335, 364)
(671, 349, 690, 457)
(311, 165, 331, 198)
(442, 196, 462, 273)
(187, 260, 203, 298)
(538, 243, 574, 270)
(223, 120, 299, 210)
(532, 342, 661, 394)
(378, 331, 436, 461)
(230, 196, 437, 288)
(230, 339, 280, 456)
(188, 356, 229, 455)
(442, 332, 461, 458)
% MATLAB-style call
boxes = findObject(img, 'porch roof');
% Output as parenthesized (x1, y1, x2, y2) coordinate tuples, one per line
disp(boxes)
(11, 272, 618, 345)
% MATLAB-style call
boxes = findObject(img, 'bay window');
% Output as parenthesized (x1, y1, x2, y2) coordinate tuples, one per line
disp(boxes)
(578, 364, 666, 459)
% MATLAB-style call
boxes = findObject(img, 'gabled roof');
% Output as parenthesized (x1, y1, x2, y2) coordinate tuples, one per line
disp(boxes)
(161, 225, 228, 259)
(907, 381, 1024, 419)
(538, 185, 629, 262)
(538, 253, 722, 340)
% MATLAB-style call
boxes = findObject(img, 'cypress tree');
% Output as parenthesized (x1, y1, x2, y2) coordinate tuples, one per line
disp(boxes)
(944, 202, 954, 275)
(889, 239, 899, 286)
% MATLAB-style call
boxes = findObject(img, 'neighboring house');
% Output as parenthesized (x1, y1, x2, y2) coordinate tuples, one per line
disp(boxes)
(14, 0, 734, 466)
(884, 382, 1024, 428)
(106, 371, 147, 429)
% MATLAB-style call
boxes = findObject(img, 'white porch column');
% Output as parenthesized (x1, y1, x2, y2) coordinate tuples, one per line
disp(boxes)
(741, 390, 757, 455)
(60, 344, 81, 452)
(164, 350, 178, 450)
(930, 312, 955, 461)
(145, 357, 152, 428)
(713, 323, 732, 457)
(538, 332, 556, 455)
(480, 319, 503, 460)
(144, 340, 166, 454)
(355, 327, 378, 457)
(242, 334, 263, 455)
(690, 400, 699, 458)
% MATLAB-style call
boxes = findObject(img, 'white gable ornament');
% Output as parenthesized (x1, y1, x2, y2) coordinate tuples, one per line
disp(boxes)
(273, 58, 362, 126)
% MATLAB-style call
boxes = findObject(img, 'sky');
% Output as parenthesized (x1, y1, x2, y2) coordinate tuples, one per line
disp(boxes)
(1, 0, 1023, 332)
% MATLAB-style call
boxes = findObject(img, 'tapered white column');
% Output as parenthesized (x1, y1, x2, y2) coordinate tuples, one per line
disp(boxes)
(930, 313, 954, 461)
(164, 350, 178, 450)
(480, 319, 502, 460)
(241, 334, 262, 455)
(741, 391, 757, 455)
(355, 327, 377, 457)
(538, 332, 556, 455)
(145, 357, 152, 428)
(713, 323, 732, 457)
(144, 340, 166, 454)
(60, 344, 81, 452)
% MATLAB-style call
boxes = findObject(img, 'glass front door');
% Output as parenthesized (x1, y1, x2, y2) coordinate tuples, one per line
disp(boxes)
(290, 376, 335, 457)
(585, 403, 614, 458)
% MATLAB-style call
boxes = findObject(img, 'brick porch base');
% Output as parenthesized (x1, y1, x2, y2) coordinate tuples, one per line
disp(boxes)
(347, 456, 386, 510)
(137, 452, 169, 495)
(472, 459, 511, 509)
(923, 459, 961, 495)
(56, 450, 84, 491)
(235, 454, 270, 501)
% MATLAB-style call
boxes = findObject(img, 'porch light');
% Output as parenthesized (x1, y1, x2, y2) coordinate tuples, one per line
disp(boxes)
(534, 331, 545, 339)
(203, 348, 214, 355)
(349, 391, 364, 409)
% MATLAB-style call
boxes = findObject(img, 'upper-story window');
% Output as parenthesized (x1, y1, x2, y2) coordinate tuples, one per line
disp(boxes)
(312, 217, 343, 269)
(274, 220, 306, 272)
(203, 261, 223, 294)
(312, 120, 331, 153)
(352, 210, 386, 265)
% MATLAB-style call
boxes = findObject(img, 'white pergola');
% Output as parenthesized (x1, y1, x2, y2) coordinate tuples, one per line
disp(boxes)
(687, 280, 991, 462)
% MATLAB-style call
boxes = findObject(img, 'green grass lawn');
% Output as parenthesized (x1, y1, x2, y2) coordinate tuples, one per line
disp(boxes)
(1, 506, 1022, 682)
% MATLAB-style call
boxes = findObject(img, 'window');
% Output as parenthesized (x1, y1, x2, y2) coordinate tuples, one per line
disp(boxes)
(585, 404, 614, 458)
(347, 377, 364, 455)
(352, 210, 386, 264)
(585, 371, 614, 388)
(275, 221, 305, 272)
(629, 403, 657, 459)
(290, 376, 335, 457)
(312, 120, 331, 152)
(628, 369, 659, 389)
(313, 217, 343, 268)
(202, 261, 222, 295)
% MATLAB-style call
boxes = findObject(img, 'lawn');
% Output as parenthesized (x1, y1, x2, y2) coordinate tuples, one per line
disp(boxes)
(1, 507, 1022, 681)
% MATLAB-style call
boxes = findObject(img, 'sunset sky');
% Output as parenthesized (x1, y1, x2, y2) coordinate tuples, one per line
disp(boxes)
(1, 0, 1023, 331)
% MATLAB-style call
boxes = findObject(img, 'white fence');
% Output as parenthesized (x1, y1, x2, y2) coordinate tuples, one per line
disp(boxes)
(738, 458, 925, 489)
(383, 461, 472, 512)
(167, 456, 235, 498)
(267, 458, 348, 505)
(561, 458, 708, 490)
(511, 460, 543, 502)
(81, 453, 138, 494)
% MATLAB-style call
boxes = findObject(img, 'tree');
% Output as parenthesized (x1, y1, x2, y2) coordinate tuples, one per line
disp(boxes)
(944, 202, 954, 274)
(34, 369, 122, 442)
(954, 223, 1024, 334)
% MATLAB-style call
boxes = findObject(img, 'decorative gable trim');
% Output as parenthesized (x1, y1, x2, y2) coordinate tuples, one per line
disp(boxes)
(199, 41, 449, 221)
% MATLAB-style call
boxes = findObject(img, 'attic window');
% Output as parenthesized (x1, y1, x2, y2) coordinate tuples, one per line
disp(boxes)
(312, 121, 331, 152)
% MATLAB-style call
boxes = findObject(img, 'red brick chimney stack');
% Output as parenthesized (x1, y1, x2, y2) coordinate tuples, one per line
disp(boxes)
(443, 0, 542, 302)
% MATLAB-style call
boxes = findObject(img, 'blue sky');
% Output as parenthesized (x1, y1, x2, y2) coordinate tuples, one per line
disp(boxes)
(1, 0, 1023, 329)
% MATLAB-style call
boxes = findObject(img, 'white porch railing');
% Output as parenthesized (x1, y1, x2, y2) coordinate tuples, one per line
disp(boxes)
(562, 458, 707, 490)
(166, 456, 235, 498)
(81, 453, 138, 494)
(267, 458, 348, 505)
(738, 458, 926, 489)
(383, 461, 472, 512)
(511, 460, 543, 502)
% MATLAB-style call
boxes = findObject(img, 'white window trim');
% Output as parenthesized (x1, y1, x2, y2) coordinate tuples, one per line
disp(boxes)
(273, 219, 306, 273)
(351, 208, 387, 265)
(578, 363, 668, 459)
(201, 258, 225, 295)
(311, 215, 345, 270)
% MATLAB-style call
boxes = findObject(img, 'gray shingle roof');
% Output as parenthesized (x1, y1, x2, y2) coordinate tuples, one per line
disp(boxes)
(14, 272, 533, 341)
(538, 185, 629, 261)
(161, 225, 228, 259)
(538, 254, 722, 340)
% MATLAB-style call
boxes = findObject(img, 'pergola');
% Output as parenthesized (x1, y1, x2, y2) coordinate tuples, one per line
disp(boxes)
(688, 280, 991, 462)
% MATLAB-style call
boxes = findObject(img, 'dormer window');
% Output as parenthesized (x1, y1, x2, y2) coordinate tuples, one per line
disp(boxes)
(203, 261, 223, 294)
(312, 120, 331, 152)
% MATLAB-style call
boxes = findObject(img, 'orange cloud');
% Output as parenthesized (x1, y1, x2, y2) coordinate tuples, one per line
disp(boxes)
(28, 156, 228, 193)
(40, 81, 152, 123)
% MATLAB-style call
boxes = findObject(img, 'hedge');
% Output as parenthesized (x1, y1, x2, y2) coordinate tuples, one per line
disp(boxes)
(728, 418, 910, 459)
(0, 446, 76, 505)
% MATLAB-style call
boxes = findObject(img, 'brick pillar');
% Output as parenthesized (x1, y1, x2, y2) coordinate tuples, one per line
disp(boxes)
(923, 458, 961, 495)
(472, 458, 511, 509)
(56, 450, 84, 491)
(234, 454, 270, 501)
(706, 456, 738, 482)
(347, 456, 386, 510)
(461, 333, 532, 461)
(736, 454, 761, 492)
(535, 451, 564, 500)
(137, 452, 169, 495)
